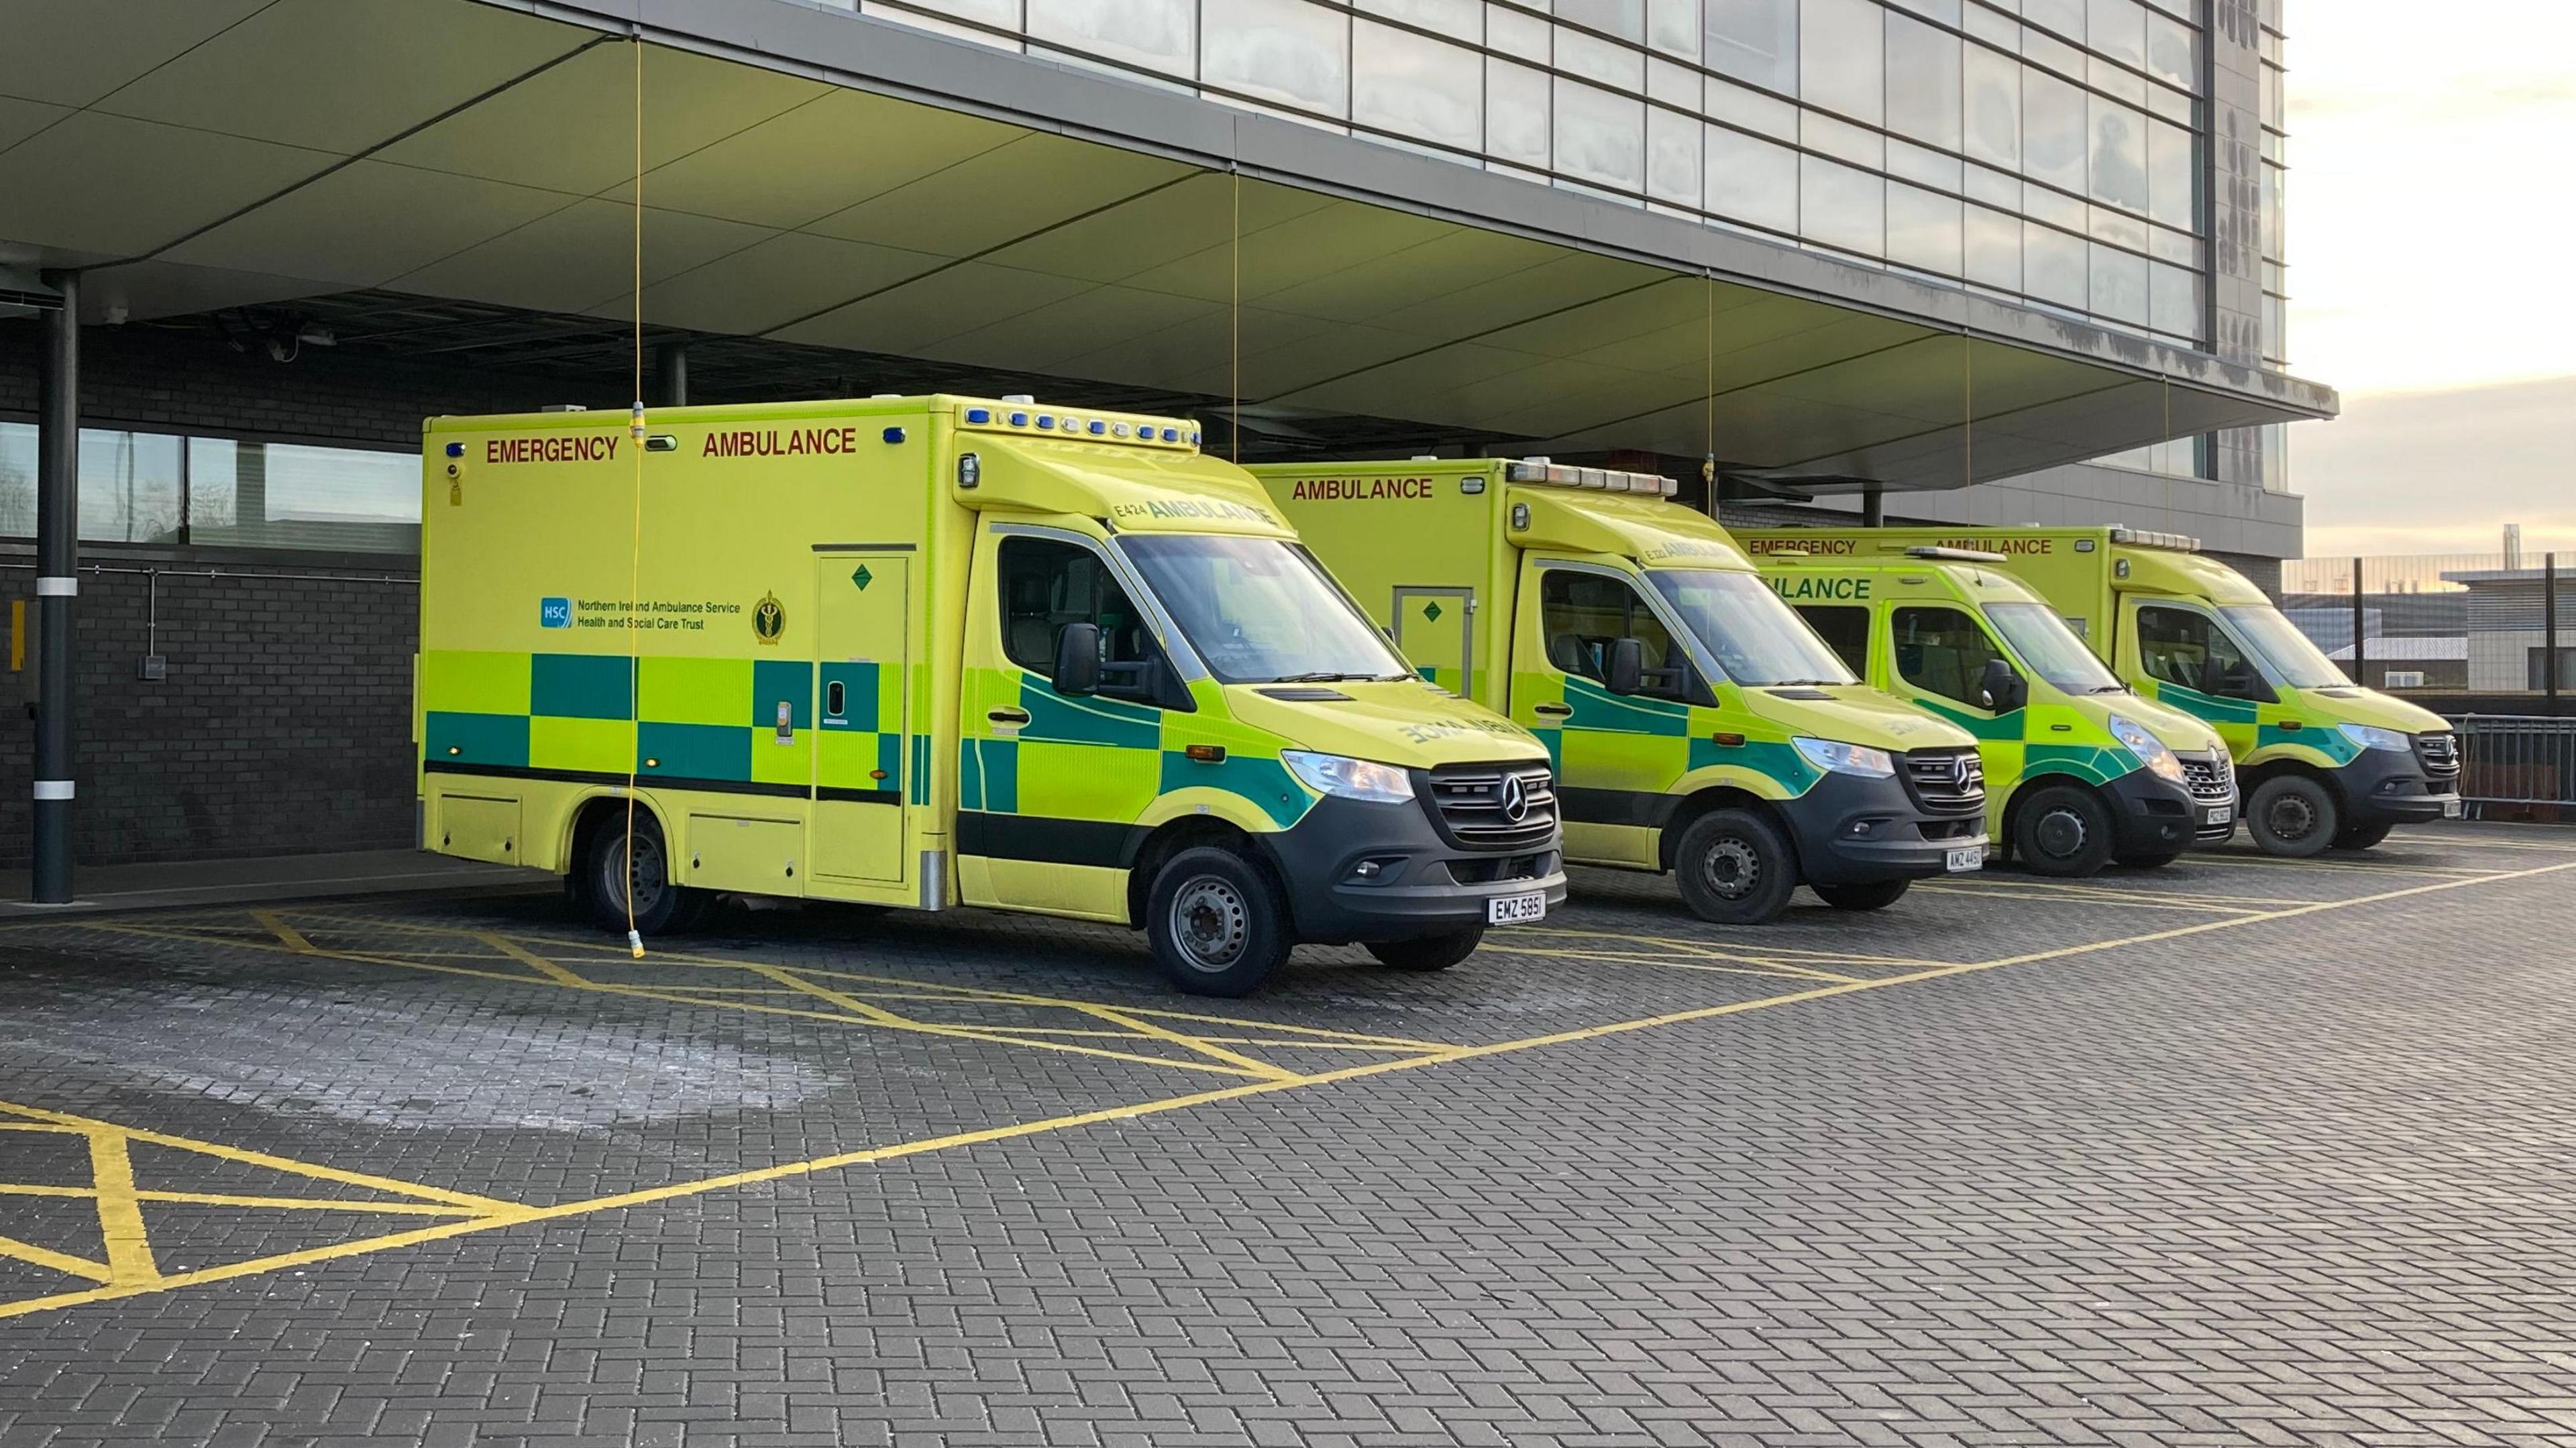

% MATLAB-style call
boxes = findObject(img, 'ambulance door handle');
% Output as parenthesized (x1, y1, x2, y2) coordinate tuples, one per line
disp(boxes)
(1534, 704, 1572, 718)
(988, 708, 1030, 726)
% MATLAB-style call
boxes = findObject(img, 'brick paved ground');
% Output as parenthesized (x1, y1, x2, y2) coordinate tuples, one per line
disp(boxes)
(2, 824, 2572, 1446)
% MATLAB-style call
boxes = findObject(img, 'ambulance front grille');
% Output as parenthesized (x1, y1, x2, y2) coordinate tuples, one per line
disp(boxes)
(2180, 751, 2235, 803)
(2415, 731, 2461, 779)
(1426, 762, 1558, 848)
(1901, 748, 1986, 814)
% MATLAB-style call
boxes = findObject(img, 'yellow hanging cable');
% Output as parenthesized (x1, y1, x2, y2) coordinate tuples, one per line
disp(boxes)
(1702, 272, 1716, 516)
(1229, 164, 1241, 465)
(623, 34, 647, 959)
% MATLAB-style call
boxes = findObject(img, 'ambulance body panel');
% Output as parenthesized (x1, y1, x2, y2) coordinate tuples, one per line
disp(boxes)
(1755, 552, 2241, 873)
(1255, 458, 1992, 923)
(1739, 526, 2463, 855)
(419, 397, 1564, 995)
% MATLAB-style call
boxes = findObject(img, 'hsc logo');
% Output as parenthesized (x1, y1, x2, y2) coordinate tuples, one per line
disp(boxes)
(540, 597, 572, 629)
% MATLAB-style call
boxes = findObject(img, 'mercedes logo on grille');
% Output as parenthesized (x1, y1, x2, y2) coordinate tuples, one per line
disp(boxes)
(1499, 773, 1529, 824)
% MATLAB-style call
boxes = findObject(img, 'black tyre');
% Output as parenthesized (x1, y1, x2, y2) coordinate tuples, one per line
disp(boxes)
(2012, 783, 2116, 877)
(579, 809, 707, 936)
(2112, 850, 2183, 869)
(1146, 846, 1293, 997)
(1672, 807, 1799, 924)
(1364, 928, 1484, 972)
(2331, 820, 2393, 851)
(1812, 878, 1910, 911)
(2247, 774, 2339, 858)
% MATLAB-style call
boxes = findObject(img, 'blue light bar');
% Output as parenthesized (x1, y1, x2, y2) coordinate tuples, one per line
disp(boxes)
(1036, 415, 1056, 430)
(964, 407, 991, 424)
(444, 441, 465, 458)
(1008, 411, 1028, 427)
(1087, 421, 1107, 435)
(1160, 427, 1178, 442)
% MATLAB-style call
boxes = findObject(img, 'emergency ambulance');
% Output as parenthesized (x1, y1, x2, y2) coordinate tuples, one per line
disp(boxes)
(415, 396, 1566, 997)
(1739, 526, 2463, 856)
(1252, 458, 1990, 924)
(1756, 545, 2239, 875)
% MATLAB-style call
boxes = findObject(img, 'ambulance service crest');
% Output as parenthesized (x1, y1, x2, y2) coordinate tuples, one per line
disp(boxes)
(753, 591, 786, 646)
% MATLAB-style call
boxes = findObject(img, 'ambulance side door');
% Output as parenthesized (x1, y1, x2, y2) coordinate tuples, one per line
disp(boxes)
(810, 551, 910, 887)
(2120, 597, 2267, 759)
(1509, 557, 1693, 869)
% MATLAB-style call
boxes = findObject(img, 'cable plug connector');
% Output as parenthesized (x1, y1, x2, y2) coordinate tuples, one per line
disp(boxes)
(629, 401, 647, 441)
(627, 928, 645, 959)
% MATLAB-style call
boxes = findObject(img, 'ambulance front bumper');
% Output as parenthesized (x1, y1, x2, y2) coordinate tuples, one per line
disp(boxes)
(1258, 793, 1566, 945)
(2333, 743, 2461, 826)
(2105, 761, 2239, 852)
(1780, 769, 1989, 887)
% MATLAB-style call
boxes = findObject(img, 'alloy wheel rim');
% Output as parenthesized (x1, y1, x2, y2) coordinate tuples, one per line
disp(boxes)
(1703, 837, 1760, 900)
(1170, 877, 1249, 970)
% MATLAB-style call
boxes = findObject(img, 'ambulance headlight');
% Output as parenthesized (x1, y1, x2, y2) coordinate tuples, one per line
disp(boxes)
(2339, 722, 2411, 753)
(2109, 714, 2184, 782)
(1792, 737, 1894, 778)
(1282, 750, 1415, 804)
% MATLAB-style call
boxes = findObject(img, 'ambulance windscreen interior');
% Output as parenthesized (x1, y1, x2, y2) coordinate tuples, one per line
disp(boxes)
(1118, 535, 1409, 685)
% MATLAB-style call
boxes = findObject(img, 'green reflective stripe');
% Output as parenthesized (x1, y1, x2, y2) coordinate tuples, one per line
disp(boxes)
(425, 711, 530, 769)
(2023, 742, 2139, 786)
(530, 653, 634, 720)
(1910, 695, 2024, 741)
(1158, 751, 1309, 828)
(962, 737, 1018, 812)
(1686, 736, 1819, 792)
(637, 722, 750, 781)
(910, 733, 930, 805)
(751, 659, 812, 729)
(2154, 680, 2260, 725)
(1016, 679, 1161, 749)
(2260, 722, 2359, 761)
(1561, 677, 1691, 736)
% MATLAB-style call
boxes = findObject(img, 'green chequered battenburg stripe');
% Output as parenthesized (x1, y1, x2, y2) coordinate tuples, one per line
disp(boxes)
(1684, 736, 1819, 791)
(425, 712, 529, 768)
(637, 722, 751, 782)
(639, 657, 752, 728)
(531, 653, 634, 720)
(2024, 742, 2137, 785)
(752, 658, 812, 730)
(1911, 695, 2024, 741)
(423, 651, 530, 716)
(1158, 751, 1308, 828)
(961, 737, 1018, 812)
(2154, 680, 2260, 725)
(1018, 679, 1161, 750)
(2259, 720, 2359, 761)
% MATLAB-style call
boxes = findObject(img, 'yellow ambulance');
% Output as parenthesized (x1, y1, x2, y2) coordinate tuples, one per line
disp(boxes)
(1738, 526, 2463, 856)
(1756, 545, 2239, 875)
(1252, 458, 1990, 924)
(416, 396, 1565, 996)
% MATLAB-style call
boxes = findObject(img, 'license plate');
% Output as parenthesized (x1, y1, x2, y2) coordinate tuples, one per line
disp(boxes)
(1487, 891, 1547, 924)
(2441, 797, 2463, 819)
(1944, 846, 1984, 873)
(2202, 805, 2233, 826)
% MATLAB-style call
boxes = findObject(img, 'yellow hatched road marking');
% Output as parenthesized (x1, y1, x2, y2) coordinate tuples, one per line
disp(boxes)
(1, 856, 2567, 1321)
(0, 1233, 109, 1284)
(85, 1132, 158, 1286)
(0, 1184, 482, 1216)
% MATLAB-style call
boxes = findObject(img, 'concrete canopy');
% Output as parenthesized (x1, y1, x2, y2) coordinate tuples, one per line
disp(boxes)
(0, 0, 2336, 489)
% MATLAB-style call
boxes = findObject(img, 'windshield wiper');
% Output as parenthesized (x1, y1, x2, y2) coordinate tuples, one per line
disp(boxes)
(1271, 670, 1365, 683)
(2086, 683, 2130, 694)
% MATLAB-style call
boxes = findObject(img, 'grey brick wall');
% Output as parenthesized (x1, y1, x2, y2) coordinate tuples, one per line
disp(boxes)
(0, 319, 610, 867)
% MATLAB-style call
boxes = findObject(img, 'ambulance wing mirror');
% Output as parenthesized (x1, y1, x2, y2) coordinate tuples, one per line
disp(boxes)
(1053, 622, 1102, 697)
(1978, 657, 2027, 713)
(1605, 637, 1646, 697)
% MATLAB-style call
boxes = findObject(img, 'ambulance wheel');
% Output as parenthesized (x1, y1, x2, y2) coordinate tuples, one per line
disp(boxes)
(2247, 775, 2338, 858)
(580, 810, 707, 936)
(1148, 847, 1291, 997)
(1364, 928, 1484, 972)
(2332, 821, 2393, 851)
(1672, 808, 1798, 924)
(1812, 879, 1909, 911)
(2012, 783, 2114, 877)
(2113, 850, 2182, 869)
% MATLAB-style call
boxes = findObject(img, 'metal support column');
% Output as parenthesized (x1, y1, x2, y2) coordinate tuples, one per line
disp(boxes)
(2546, 553, 2560, 707)
(655, 341, 688, 408)
(2350, 555, 2366, 689)
(1860, 486, 1884, 528)
(32, 271, 79, 903)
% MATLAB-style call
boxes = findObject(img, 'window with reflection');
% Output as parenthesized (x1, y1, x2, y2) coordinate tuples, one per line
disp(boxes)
(1894, 606, 2008, 710)
(2145, 11, 2197, 91)
(2025, 222, 2088, 309)
(1648, 106, 1701, 205)
(1799, 0, 1882, 124)
(1646, 0, 1697, 57)
(1801, 155, 1884, 257)
(1353, 19, 1481, 150)
(2147, 117, 2194, 230)
(2088, 243, 2149, 325)
(1707, 124, 1798, 232)
(1556, 0, 1644, 42)
(1554, 78, 1644, 190)
(2023, 0, 2086, 42)
(1486, 58, 1551, 166)
(1203, 0, 1349, 115)
(2088, 0, 2147, 70)
(1965, 205, 2021, 289)
(1886, 182, 1962, 275)
(1027, 0, 1194, 76)
(1704, 0, 1796, 93)
(1359, 0, 1478, 41)
(2023, 68, 2087, 192)
(1963, 45, 2021, 169)
(2088, 96, 2147, 211)
(1884, 12, 1961, 150)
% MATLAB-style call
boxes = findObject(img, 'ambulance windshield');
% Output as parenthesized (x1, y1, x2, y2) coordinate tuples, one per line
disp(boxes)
(1646, 569, 1860, 687)
(1984, 602, 2125, 693)
(2222, 605, 2352, 689)
(1121, 535, 1415, 685)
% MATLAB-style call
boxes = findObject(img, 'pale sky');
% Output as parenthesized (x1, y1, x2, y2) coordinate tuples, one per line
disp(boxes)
(2284, 1, 2576, 557)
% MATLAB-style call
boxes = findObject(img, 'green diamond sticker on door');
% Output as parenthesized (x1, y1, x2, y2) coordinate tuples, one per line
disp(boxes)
(1421, 600, 1442, 622)
(851, 565, 873, 591)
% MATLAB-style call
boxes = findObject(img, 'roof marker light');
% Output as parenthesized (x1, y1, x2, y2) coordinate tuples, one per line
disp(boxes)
(1189, 431, 1201, 446)
(444, 442, 465, 458)
(882, 427, 906, 444)
(1009, 411, 1029, 427)
(1087, 421, 1108, 436)
(965, 407, 991, 424)
(1036, 415, 1057, 430)
(1111, 422, 1130, 439)
(1002, 393, 1034, 404)
(1161, 427, 1179, 442)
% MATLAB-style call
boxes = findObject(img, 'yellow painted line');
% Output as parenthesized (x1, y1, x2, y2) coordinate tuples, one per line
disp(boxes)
(0, 1099, 520, 1214)
(1505, 945, 1866, 984)
(0, 1185, 468, 1216)
(0, 1232, 110, 1285)
(252, 910, 315, 954)
(5, 856, 2573, 1323)
(0, 1184, 92, 1199)
(1510, 925, 1952, 968)
(85, 1132, 159, 1286)
(473, 931, 592, 988)
(1913, 884, 2261, 915)
(1066, 1002, 1303, 1081)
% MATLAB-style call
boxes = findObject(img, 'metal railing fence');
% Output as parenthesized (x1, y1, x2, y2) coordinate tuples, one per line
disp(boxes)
(2447, 715, 2576, 820)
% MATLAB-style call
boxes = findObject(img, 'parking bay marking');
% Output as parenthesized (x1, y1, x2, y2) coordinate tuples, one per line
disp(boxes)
(3, 856, 2571, 1323)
